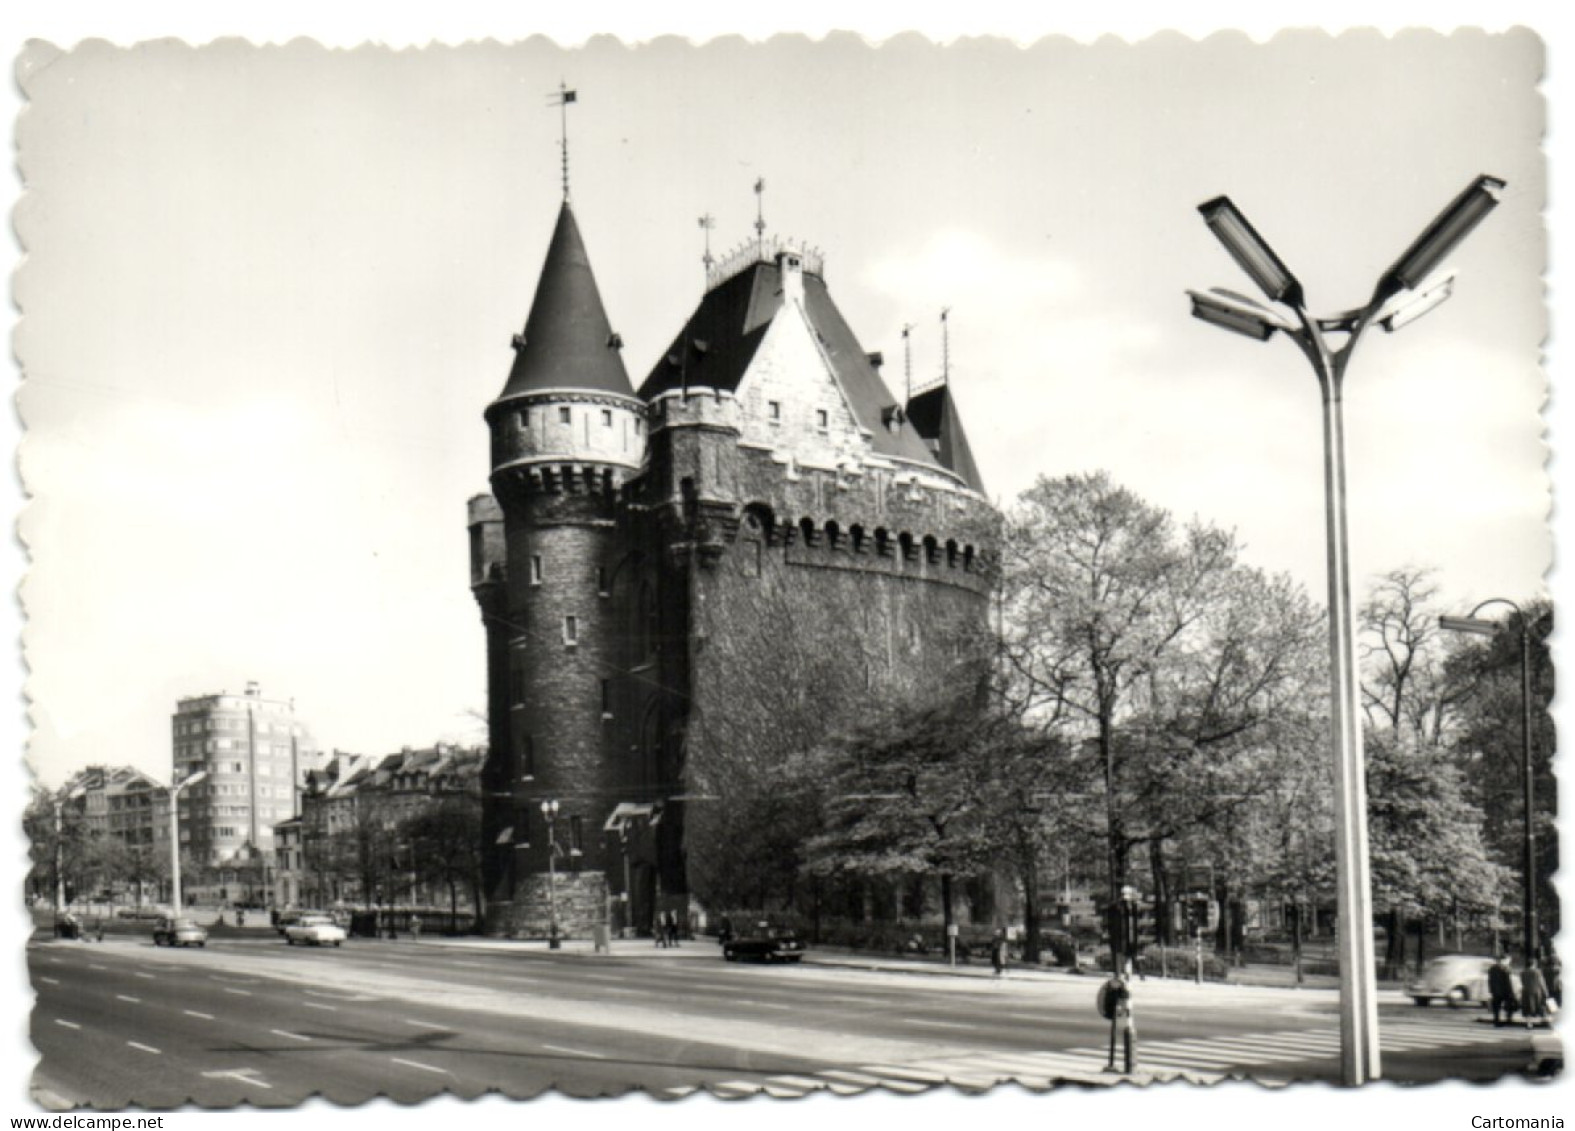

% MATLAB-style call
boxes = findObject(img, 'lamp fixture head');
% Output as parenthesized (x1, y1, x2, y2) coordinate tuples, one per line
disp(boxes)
(1380, 174, 1505, 294)
(1198, 196, 1303, 306)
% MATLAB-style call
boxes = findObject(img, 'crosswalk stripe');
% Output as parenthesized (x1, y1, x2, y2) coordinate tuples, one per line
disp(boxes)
(1196, 1036, 1335, 1059)
(766, 1075, 829, 1090)
(710, 1080, 766, 1096)
(820, 1069, 928, 1093)
(1166, 1041, 1310, 1063)
(861, 1065, 950, 1082)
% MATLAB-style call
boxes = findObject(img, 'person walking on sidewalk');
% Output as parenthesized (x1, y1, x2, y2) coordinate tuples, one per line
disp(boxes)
(1519, 957, 1550, 1028)
(991, 929, 1008, 977)
(1489, 954, 1519, 1027)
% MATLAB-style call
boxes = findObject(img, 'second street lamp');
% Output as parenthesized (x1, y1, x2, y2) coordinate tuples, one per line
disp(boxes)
(1189, 173, 1506, 1087)
(1439, 601, 1539, 965)
(541, 799, 561, 949)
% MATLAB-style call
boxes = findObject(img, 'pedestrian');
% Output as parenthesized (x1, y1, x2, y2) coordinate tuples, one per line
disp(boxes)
(237, 908, 245, 928)
(1097, 971, 1135, 1072)
(655, 910, 668, 948)
(1488, 953, 1518, 1027)
(671, 911, 682, 948)
(1519, 957, 1550, 1028)
(991, 929, 1008, 977)
(1545, 954, 1562, 1009)
(411, 914, 422, 941)
(718, 915, 734, 946)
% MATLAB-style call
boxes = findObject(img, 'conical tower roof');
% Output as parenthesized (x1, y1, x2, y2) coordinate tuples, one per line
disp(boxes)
(491, 203, 633, 411)
(907, 382, 986, 495)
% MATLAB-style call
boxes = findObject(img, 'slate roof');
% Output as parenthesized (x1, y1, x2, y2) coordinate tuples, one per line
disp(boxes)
(491, 203, 633, 411)
(906, 382, 986, 495)
(638, 258, 949, 468)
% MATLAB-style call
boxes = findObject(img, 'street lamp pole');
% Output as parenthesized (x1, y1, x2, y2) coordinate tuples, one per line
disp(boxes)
(168, 770, 208, 913)
(541, 799, 560, 949)
(1439, 599, 1537, 963)
(1190, 174, 1505, 1087)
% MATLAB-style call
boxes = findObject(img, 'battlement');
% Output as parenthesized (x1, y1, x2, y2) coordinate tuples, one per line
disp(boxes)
(489, 388, 647, 475)
(706, 236, 824, 293)
(648, 387, 743, 433)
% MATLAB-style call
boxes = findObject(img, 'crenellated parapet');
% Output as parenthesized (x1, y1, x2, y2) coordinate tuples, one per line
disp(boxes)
(488, 388, 648, 478)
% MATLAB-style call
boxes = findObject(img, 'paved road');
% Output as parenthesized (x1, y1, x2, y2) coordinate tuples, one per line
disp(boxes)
(27, 934, 1548, 1107)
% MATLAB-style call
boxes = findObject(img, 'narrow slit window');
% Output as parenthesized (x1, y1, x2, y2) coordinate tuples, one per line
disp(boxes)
(530, 555, 543, 585)
(816, 409, 829, 430)
(559, 406, 572, 425)
(563, 615, 578, 645)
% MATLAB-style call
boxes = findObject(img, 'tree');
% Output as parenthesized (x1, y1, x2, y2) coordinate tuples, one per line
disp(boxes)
(1001, 471, 1326, 941)
(1439, 599, 1556, 944)
(799, 694, 998, 934)
(406, 793, 485, 926)
(1359, 568, 1456, 745)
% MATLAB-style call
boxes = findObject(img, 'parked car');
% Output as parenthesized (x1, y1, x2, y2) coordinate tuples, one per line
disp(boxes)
(1407, 955, 1519, 1007)
(722, 924, 806, 963)
(53, 913, 82, 940)
(152, 916, 208, 948)
(285, 914, 347, 947)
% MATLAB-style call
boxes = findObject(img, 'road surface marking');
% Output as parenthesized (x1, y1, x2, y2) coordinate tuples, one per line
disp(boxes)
(223, 988, 253, 996)
(47, 958, 63, 964)
(53, 1019, 80, 1030)
(859, 1065, 949, 1083)
(732, 999, 795, 1011)
(183, 1010, 215, 1020)
(765, 1075, 829, 1090)
(126, 1041, 161, 1054)
(270, 1030, 311, 1042)
(114, 994, 141, 1004)
(303, 989, 376, 1002)
(133, 972, 156, 980)
(709, 1080, 767, 1096)
(820, 1069, 928, 1093)
(390, 1057, 449, 1074)
(901, 1018, 976, 1031)
(202, 1069, 272, 1090)
(302, 1002, 338, 1012)
(37, 976, 59, 985)
(89, 964, 107, 971)
(665, 1086, 699, 1097)
(541, 1044, 607, 1060)
(404, 1019, 450, 1031)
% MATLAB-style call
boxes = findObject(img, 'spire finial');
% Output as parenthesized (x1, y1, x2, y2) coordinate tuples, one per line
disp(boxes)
(699, 213, 717, 277)
(753, 178, 767, 256)
(940, 307, 952, 384)
(550, 82, 578, 202)
(902, 323, 915, 403)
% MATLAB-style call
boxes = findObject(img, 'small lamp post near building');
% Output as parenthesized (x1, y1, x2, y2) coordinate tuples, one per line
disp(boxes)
(541, 798, 561, 949)
(168, 770, 208, 913)
(1189, 174, 1506, 1086)
(1439, 599, 1539, 963)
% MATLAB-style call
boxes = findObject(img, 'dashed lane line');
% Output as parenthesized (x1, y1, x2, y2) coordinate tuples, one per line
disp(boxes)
(114, 995, 141, 1004)
(89, 964, 107, 971)
(53, 1020, 80, 1030)
(126, 1041, 161, 1055)
(302, 1002, 338, 1012)
(270, 1030, 311, 1042)
(133, 972, 156, 980)
(541, 1044, 607, 1060)
(404, 1019, 451, 1031)
(183, 1010, 215, 1020)
(901, 1018, 977, 1031)
(201, 1069, 271, 1090)
(38, 976, 59, 986)
(223, 988, 253, 996)
(390, 1058, 449, 1075)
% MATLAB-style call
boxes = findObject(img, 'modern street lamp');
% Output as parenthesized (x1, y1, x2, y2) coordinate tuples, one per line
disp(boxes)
(1190, 173, 1506, 1087)
(541, 798, 561, 949)
(1439, 600, 1539, 964)
(168, 770, 208, 913)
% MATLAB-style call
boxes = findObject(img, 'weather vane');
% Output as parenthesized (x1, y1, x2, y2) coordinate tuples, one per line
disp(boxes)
(753, 177, 767, 255)
(699, 213, 716, 275)
(549, 82, 578, 201)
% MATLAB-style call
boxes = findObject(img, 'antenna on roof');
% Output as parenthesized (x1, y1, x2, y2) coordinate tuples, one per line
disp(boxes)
(549, 82, 578, 202)
(753, 178, 767, 257)
(699, 213, 716, 277)
(940, 307, 952, 384)
(902, 323, 916, 403)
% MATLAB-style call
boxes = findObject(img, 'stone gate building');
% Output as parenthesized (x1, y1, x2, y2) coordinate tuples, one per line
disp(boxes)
(469, 198, 998, 938)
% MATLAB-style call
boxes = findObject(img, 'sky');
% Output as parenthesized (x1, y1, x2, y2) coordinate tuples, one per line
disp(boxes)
(14, 27, 1549, 792)
(3, 3, 1568, 1129)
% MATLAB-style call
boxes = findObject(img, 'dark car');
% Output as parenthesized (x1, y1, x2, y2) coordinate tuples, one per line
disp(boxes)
(53, 913, 82, 940)
(722, 924, 806, 963)
(153, 916, 208, 948)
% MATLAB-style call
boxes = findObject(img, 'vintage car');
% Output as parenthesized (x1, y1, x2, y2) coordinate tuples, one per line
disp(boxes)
(285, 913, 347, 947)
(152, 916, 208, 948)
(1406, 955, 1519, 1007)
(722, 924, 806, 964)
